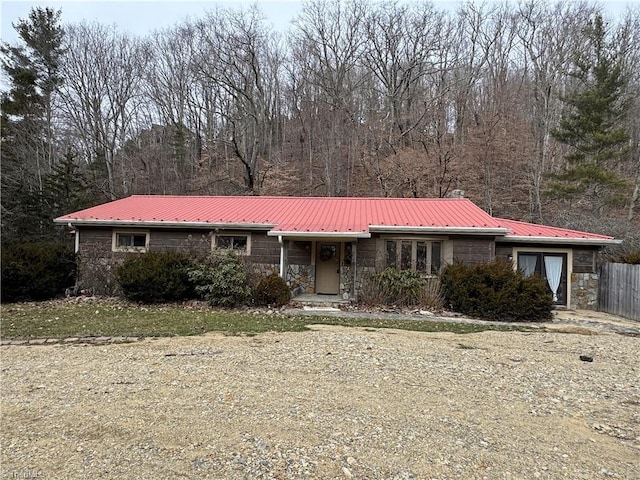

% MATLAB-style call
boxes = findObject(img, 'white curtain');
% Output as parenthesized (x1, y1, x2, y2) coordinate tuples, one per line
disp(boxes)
(519, 255, 538, 277)
(544, 256, 563, 302)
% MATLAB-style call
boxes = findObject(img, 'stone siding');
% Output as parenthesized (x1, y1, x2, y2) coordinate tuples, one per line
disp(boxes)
(571, 273, 599, 310)
(287, 264, 315, 295)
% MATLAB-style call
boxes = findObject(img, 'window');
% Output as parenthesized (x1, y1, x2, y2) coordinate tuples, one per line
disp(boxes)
(112, 230, 149, 252)
(385, 239, 441, 274)
(214, 234, 250, 254)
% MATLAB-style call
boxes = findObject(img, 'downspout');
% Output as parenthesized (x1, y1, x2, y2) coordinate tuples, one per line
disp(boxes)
(68, 223, 79, 254)
(352, 242, 357, 302)
(278, 235, 285, 279)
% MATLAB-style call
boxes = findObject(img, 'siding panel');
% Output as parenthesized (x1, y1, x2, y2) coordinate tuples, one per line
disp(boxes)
(452, 237, 494, 265)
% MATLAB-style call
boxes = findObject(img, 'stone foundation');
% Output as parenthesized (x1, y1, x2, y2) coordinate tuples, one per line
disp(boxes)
(571, 273, 599, 310)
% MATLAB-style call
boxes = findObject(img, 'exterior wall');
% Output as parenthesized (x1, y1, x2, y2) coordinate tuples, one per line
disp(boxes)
(285, 240, 314, 294)
(248, 233, 280, 264)
(451, 236, 495, 265)
(149, 230, 212, 256)
(288, 264, 315, 295)
(350, 239, 378, 300)
(497, 243, 602, 310)
(571, 272, 599, 309)
(495, 244, 512, 262)
(77, 228, 125, 295)
(572, 248, 598, 273)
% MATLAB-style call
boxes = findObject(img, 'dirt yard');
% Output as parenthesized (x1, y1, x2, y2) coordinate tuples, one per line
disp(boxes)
(1, 325, 638, 479)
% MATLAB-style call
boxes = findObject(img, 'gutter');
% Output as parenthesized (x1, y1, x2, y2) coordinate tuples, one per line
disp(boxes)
(267, 231, 371, 239)
(53, 218, 277, 230)
(498, 236, 622, 246)
(369, 225, 510, 235)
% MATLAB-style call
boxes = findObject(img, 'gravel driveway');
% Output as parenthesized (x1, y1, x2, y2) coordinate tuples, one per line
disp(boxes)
(2, 325, 638, 479)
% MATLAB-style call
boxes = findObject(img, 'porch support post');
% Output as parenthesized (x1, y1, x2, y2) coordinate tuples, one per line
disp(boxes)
(278, 235, 285, 279)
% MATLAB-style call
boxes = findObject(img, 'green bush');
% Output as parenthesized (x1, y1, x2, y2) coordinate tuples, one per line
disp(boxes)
(367, 268, 427, 307)
(440, 260, 552, 322)
(188, 252, 252, 307)
(115, 252, 194, 303)
(255, 273, 291, 307)
(1, 242, 76, 302)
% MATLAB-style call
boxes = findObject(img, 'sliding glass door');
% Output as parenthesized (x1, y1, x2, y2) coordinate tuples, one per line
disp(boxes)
(517, 252, 568, 305)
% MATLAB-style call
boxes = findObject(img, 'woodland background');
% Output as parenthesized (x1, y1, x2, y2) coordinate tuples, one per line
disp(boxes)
(2, 0, 639, 252)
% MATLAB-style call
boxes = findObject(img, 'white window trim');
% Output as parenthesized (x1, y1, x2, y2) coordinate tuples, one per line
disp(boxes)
(212, 232, 252, 255)
(512, 247, 573, 309)
(112, 230, 150, 253)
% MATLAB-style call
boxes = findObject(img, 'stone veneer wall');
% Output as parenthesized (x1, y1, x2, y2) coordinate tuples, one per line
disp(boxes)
(571, 273, 599, 310)
(287, 264, 315, 295)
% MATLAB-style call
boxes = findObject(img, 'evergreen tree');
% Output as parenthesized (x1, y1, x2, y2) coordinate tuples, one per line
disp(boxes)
(550, 14, 630, 216)
(1, 7, 66, 243)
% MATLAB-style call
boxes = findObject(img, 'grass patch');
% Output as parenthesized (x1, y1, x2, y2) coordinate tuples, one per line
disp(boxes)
(0, 300, 539, 340)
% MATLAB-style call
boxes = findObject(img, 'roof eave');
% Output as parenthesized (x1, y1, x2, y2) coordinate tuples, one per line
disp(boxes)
(54, 218, 277, 230)
(369, 225, 509, 235)
(499, 235, 621, 246)
(267, 231, 371, 239)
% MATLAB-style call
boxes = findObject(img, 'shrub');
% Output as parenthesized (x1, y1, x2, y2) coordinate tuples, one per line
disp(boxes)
(255, 273, 291, 307)
(418, 276, 445, 311)
(366, 268, 427, 307)
(617, 249, 640, 265)
(188, 252, 252, 307)
(440, 260, 553, 322)
(1, 242, 76, 302)
(115, 252, 194, 303)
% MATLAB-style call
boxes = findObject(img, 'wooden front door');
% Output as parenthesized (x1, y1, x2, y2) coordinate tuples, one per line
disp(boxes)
(316, 242, 340, 294)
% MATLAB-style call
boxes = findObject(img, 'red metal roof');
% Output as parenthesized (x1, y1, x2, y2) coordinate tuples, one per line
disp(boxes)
(54, 195, 616, 244)
(495, 218, 615, 242)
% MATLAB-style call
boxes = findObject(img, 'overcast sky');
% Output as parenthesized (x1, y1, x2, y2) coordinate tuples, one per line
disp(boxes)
(1, 0, 305, 43)
(1, 0, 638, 44)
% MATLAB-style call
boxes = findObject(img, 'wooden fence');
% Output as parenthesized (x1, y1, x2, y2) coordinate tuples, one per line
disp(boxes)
(598, 263, 640, 321)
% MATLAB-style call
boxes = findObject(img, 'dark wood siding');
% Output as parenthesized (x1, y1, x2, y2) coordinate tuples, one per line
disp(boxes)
(495, 244, 512, 261)
(357, 238, 377, 268)
(250, 233, 280, 264)
(452, 237, 495, 265)
(573, 248, 597, 274)
(288, 240, 312, 265)
(149, 230, 211, 255)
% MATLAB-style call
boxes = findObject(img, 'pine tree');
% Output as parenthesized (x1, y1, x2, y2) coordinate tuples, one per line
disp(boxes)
(550, 14, 630, 217)
(1, 7, 65, 242)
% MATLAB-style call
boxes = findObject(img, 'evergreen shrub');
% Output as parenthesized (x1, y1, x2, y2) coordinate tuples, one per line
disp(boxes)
(440, 260, 553, 322)
(188, 252, 252, 307)
(1, 242, 76, 302)
(255, 273, 291, 307)
(115, 252, 194, 303)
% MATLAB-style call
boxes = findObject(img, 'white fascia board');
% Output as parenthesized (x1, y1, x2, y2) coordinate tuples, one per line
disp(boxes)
(369, 225, 509, 235)
(54, 219, 276, 230)
(267, 230, 370, 239)
(499, 236, 622, 246)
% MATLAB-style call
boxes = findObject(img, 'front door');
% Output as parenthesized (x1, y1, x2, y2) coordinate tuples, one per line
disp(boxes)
(316, 243, 340, 294)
